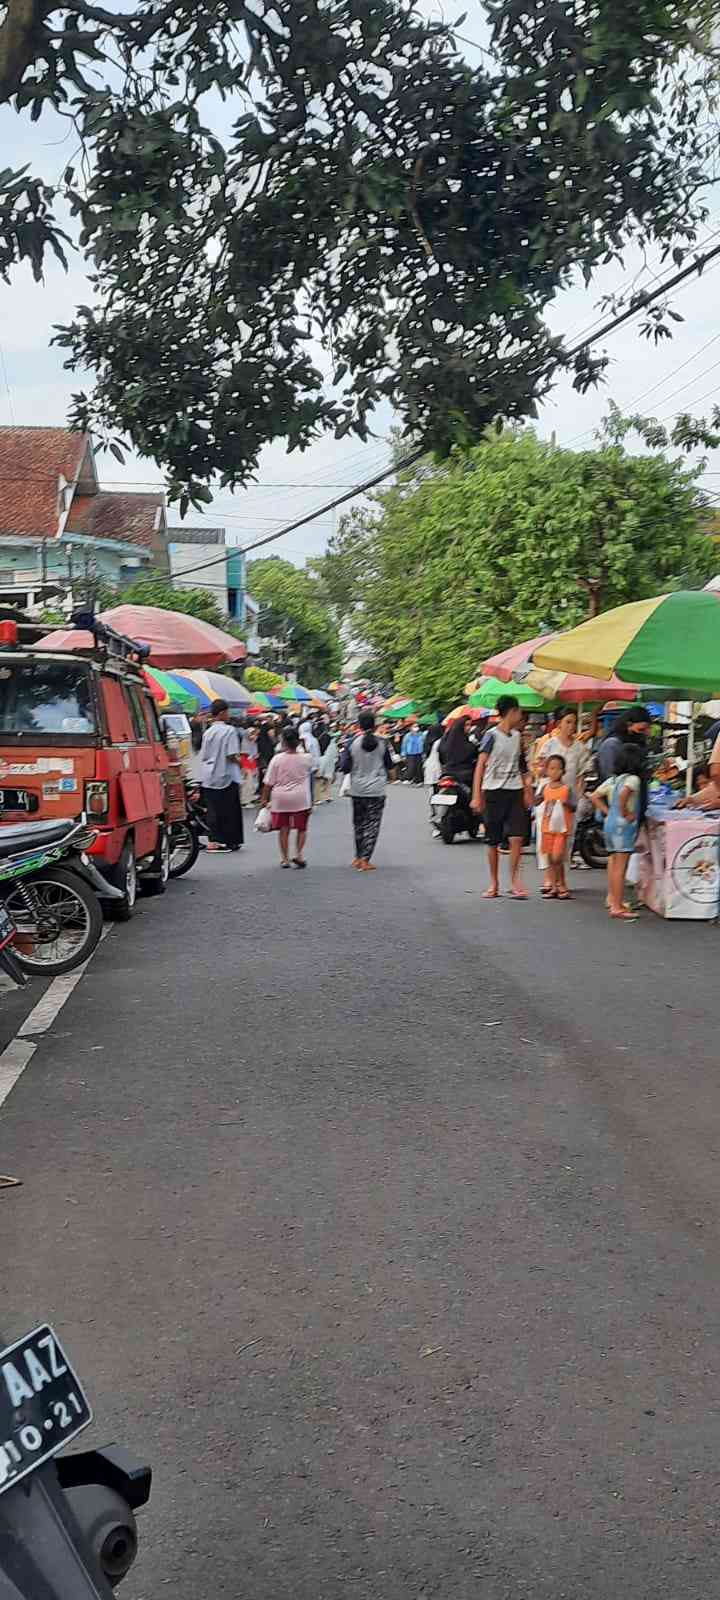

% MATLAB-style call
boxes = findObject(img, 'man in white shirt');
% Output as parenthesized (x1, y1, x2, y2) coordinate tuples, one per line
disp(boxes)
(472, 695, 533, 899)
(199, 699, 244, 851)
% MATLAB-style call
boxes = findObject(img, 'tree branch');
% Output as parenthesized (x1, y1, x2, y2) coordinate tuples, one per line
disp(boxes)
(0, 0, 46, 99)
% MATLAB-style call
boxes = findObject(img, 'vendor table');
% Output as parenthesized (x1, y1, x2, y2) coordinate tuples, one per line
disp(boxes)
(639, 804, 720, 920)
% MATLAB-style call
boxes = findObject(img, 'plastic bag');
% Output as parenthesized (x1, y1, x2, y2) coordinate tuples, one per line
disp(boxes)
(254, 806, 273, 833)
(339, 774, 352, 798)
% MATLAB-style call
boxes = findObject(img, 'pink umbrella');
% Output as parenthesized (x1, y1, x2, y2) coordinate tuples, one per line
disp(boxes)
(37, 605, 246, 670)
(524, 666, 664, 704)
(481, 633, 554, 682)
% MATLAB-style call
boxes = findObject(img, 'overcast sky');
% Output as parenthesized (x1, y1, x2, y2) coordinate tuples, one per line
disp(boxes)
(1, 16, 720, 571)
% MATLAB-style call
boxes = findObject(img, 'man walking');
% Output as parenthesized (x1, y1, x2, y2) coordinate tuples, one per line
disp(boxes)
(401, 722, 425, 784)
(200, 699, 244, 851)
(471, 695, 533, 898)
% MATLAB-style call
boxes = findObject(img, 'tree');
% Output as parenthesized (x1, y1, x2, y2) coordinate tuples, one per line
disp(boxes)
(112, 573, 225, 627)
(247, 557, 342, 684)
(346, 430, 717, 704)
(244, 664, 285, 691)
(0, 0, 716, 499)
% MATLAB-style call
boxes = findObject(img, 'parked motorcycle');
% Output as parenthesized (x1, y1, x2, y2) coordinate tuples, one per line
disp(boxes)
(430, 777, 481, 844)
(575, 812, 608, 869)
(168, 783, 207, 878)
(0, 1321, 150, 1597)
(0, 818, 121, 979)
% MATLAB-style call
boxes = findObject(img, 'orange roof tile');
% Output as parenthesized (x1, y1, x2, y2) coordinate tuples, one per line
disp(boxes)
(0, 427, 90, 537)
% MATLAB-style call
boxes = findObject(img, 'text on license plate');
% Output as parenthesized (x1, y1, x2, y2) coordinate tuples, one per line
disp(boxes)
(434, 794, 457, 805)
(0, 1324, 92, 1494)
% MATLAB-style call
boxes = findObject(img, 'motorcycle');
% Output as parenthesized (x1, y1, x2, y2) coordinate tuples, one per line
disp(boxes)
(168, 783, 207, 878)
(430, 777, 481, 844)
(0, 818, 121, 980)
(0, 1321, 150, 1597)
(575, 811, 608, 869)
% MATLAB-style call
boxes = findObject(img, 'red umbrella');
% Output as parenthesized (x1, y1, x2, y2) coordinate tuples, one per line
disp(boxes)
(524, 666, 663, 703)
(37, 605, 246, 669)
(481, 633, 554, 682)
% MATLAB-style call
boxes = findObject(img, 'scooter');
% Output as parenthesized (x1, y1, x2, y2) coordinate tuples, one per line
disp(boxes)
(430, 777, 481, 844)
(0, 1321, 150, 1596)
(168, 783, 208, 878)
(0, 818, 122, 980)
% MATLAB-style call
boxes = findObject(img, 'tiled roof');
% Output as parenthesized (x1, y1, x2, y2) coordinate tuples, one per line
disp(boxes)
(0, 426, 90, 536)
(168, 526, 226, 545)
(66, 490, 166, 560)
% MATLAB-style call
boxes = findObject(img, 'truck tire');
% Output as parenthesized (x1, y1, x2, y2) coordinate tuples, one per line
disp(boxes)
(107, 839, 137, 921)
(140, 826, 170, 897)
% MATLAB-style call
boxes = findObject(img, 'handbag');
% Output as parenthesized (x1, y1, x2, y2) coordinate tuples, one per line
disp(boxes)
(254, 805, 273, 833)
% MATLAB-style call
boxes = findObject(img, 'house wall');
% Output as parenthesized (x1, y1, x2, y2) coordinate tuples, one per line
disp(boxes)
(169, 543, 229, 612)
(0, 537, 149, 612)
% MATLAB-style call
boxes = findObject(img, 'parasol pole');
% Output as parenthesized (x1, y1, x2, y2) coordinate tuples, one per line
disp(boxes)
(686, 705, 695, 797)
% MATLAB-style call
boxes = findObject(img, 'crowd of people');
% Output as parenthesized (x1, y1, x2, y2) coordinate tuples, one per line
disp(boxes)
(193, 693, 690, 914)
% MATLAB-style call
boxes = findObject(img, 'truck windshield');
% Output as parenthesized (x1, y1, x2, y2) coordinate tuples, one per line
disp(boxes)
(0, 661, 96, 736)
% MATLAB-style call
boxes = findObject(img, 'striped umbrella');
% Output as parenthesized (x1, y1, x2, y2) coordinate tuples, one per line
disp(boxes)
(534, 591, 720, 696)
(481, 633, 554, 683)
(275, 680, 312, 702)
(143, 667, 199, 713)
(523, 665, 673, 704)
(172, 669, 252, 710)
(443, 703, 489, 725)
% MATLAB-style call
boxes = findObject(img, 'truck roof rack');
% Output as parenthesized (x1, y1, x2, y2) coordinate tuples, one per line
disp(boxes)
(71, 612, 152, 665)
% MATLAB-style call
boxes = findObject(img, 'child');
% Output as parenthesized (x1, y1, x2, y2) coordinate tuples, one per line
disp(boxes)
(537, 753, 575, 899)
(590, 743, 644, 920)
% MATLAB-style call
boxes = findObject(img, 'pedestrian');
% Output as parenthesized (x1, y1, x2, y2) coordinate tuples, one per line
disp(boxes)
(590, 743, 645, 919)
(438, 715, 478, 786)
(423, 717, 445, 759)
(340, 710, 392, 870)
(597, 705, 652, 781)
(535, 705, 591, 884)
(256, 720, 276, 795)
(401, 721, 425, 784)
(199, 699, 244, 852)
(260, 726, 313, 869)
(471, 694, 533, 899)
(315, 729, 338, 802)
(537, 753, 575, 900)
(239, 721, 258, 807)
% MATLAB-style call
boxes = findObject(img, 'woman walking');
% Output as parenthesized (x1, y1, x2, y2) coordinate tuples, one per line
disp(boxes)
(340, 710, 391, 870)
(535, 705, 590, 891)
(260, 727, 313, 869)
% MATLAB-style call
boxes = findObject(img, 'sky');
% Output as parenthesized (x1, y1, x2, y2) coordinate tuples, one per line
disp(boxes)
(1, 15, 720, 573)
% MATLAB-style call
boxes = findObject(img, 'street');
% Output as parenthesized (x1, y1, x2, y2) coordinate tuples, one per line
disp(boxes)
(1, 786, 719, 1600)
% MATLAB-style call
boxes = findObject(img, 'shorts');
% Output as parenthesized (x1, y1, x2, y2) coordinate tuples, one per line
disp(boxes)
(271, 809, 310, 831)
(483, 789, 527, 846)
(603, 819, 638, 854)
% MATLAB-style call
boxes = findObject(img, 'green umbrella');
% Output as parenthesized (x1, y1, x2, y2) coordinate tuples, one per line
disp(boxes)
(469, 675, 550, 710)
(384, 699, 426, 719)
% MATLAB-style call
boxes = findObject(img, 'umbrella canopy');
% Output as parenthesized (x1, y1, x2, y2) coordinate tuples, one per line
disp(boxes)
(470, 675, 549, 710)
(143, 666, 198, 713)
(534, 591, 720, 696)
(275, 680, 311, 702)
(523, 665, 670, 704)
(38, 605, 247, 669)
(384, 701, 425, 720)
(171, 669, 251, 710)
(244, 691, 286, 713)
(481, 633, 554, 684)
(443, 703, 489, 725)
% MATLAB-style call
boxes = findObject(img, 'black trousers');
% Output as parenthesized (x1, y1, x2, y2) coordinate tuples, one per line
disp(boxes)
(406, 754, 423, 784)
(352, 796, 386, 861)
(206, 783, 244, 848)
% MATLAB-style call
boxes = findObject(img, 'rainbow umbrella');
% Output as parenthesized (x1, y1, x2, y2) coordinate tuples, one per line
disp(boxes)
(470, 676, 549, 710)
(384, 697, 426, 719)
(172, 669, 252, 710)
(275, 680, 312, 702)
(143, 667, 198, 713)
(443, 703, 489, 725)
(534, 591, 720, 696)
(244, 691, 285, 713)
(481, 633, 554, 684)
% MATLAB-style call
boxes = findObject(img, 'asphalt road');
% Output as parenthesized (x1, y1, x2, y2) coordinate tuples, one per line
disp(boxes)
(1, 788, 720, 1599)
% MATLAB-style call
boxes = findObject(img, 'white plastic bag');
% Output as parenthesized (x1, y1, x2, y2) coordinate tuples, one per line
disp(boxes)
(339, 774, 352, 798)
(254, 806, 273, 833)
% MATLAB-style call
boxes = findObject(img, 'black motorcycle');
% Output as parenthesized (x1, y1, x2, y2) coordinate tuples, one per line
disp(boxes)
(430, 776, 481, 844)
(168, 784, 208, 878)
(0, 1321, 150, 1597)
(575, 811, 608, 869)
(0, 818, 121, 982)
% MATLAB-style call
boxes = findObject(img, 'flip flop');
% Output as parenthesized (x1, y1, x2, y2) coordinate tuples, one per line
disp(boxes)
(510, 887, 529, 900)
(293, 858, 307, 868)
(556, 891, 572, 900)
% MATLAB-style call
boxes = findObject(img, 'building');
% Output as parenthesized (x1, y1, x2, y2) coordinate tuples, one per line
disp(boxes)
(168, 525, 259, 651)
(0, 426, 167, 613)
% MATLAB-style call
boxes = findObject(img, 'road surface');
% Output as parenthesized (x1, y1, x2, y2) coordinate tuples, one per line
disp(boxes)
(1, 788, 719, 1599)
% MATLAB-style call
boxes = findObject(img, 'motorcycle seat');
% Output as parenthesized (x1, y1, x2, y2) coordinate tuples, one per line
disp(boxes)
(0, 819, 78, 858)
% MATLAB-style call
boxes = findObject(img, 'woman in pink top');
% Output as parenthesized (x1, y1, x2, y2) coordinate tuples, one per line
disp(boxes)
(260, 727, 313, 868)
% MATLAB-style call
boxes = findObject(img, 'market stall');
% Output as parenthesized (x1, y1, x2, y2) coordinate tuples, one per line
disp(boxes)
(638, 805, 720, 920)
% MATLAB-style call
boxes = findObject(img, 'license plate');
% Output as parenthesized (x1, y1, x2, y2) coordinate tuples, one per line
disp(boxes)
(0, 903, 14, 946)
(0, 789, 33, 812)
(434, 794, 457, 806)
(0, 1325, 92, 1494)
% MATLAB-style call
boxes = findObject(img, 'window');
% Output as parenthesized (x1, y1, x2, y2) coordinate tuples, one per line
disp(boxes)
(126, 685, 149, 742)
(143, 695, 163, 742)
(0, 661, 96, 736)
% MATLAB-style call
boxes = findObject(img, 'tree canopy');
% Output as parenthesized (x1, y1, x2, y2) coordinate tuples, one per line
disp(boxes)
(111, 573, 226, 628)
(247, 556, 342, 683)
(0, 0, 717, 500)
(319, 430, 717, 704)
(244, 663, 285, 691)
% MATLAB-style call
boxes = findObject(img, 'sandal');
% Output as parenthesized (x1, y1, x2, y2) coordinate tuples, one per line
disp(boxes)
(292, 858, 307, 868)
